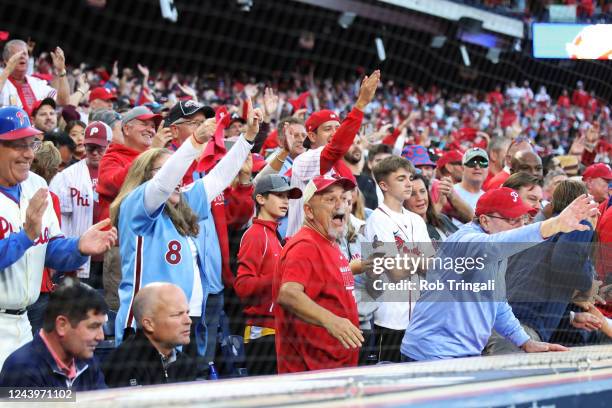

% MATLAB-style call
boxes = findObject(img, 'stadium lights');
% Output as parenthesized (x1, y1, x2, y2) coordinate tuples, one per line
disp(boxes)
(430, 36, 447, 48)
(236, 0, 253, 12)
(375, 37, 386, 61)
(460, 44, 471, 67)
(486, 47, 501, 64)
(338, 12, 357, 29)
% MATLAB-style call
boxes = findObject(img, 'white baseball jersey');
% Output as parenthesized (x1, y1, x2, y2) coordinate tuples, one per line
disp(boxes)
(286, 147, 337, 237)
(364, 203, 435, 330)
(0, 71, 56, 108)
(49, 159, 94, 278)
(0, 172, 63, 309)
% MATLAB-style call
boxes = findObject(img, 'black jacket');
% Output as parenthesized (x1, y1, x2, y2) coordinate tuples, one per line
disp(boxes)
(102, 330, 197, 388)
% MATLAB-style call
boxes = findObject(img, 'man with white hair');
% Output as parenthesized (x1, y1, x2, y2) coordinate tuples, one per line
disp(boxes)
(0, 39, 69, 112)
(50, 121, 112, 288)
(102, 282, 197, 387)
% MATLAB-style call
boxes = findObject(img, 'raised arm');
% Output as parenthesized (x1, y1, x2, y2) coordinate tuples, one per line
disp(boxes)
(319, 71, 380, 174)
(143, 119, 215, 215)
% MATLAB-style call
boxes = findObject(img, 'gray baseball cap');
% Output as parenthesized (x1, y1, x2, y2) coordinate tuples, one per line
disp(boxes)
(121, 106, 162, 127)
(462, 147, 489, 165)
(254, 174, 302, 199)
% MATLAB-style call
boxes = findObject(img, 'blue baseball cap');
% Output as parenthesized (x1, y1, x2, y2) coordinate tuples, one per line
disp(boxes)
(401, 145, 435, 167)
(0, 106, 43, 141)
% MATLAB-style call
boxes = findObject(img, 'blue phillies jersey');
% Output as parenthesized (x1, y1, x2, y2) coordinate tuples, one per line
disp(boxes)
(115, 179, 209, 348)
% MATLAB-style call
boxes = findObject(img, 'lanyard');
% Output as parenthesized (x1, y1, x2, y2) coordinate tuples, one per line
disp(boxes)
(8, 76, 32, 114)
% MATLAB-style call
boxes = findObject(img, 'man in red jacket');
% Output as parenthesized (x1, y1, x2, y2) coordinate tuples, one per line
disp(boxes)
(235, 174, 302, 375)
(286, 70, 380, 237)
(274, 175, 362, 373)
(97, 106, 166, 310)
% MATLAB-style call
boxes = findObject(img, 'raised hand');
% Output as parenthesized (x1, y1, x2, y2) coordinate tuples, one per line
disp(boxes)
(571, 312, 602, 331)
(25, 188, 49, 241)
(3, 50, 27, 77)
(177, 83, 198, 103)
(151, 121, 174, 148)
(355, 70, 381, 110)
(245, 97, 263, 141)
(78, 219, 117, 255)
(50, 47, 66, 73)
(262, 87, 279, 123)
(193, 118, 216, 145)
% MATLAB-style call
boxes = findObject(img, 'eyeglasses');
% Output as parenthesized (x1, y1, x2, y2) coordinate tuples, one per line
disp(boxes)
(486, 214, 527, 226)
(464, 159, 489, 169)
(174, 120, 204, 128)
(2, 140, 42, 153)
(85, 145, 106, 154)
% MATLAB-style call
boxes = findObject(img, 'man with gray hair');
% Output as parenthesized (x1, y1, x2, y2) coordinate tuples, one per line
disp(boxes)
(0, 39, 69, 111)
(102, 282, 198, 387)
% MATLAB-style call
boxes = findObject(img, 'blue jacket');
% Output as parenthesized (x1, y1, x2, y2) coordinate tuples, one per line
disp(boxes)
(507, 220, 594, 342)
(0, 333, 106, 390)
(401, 222, 544, 361)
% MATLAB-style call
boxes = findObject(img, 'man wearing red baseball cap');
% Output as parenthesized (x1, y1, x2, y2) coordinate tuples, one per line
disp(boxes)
(0, 106, 117, 368)
(97, 106, 165, 309)
(286, 70, 380, 237)
(89, 87, 117, 111)
(435, 150, 463, 184)
(274, 175, 363, 373)
(31, 98, 57, 134)
(50, 121, 111, 289)
(582, 163, 612, 204)
(401, 187, 598, 362)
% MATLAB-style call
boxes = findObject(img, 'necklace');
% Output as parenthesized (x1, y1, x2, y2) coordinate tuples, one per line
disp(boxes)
(304, 223, 336, 246)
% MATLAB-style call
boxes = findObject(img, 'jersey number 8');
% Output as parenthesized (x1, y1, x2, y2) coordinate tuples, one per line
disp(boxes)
(165, 240, 182, 265)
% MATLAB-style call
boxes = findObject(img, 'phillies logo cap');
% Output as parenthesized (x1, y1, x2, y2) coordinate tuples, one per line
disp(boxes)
(475, 187, 538, 218)
(84, 121, 111, 146)
(302, 174, 356, 204)
(0, 106, 42, 141)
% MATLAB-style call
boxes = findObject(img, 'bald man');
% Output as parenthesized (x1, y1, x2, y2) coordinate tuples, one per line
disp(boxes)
(510, 150, 544, 181)
(102, 283, 198, 387)
(484, 138, 533, 190)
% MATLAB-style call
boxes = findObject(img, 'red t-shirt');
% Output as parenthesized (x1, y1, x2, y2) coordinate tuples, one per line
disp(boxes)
(273, 227, 358, 373)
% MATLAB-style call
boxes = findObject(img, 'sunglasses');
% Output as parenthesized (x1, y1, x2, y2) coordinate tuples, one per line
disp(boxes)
(464, 159, 489, 169)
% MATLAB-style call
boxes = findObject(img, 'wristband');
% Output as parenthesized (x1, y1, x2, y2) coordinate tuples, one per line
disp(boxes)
(57, 70, 67, 77)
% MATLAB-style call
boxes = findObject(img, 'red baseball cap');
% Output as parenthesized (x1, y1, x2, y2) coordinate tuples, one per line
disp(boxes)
(305, 110, 340, 133)
(582, 163, 612, 181)
(436, 150, 463, 170)
(476, 187, 538, 218)
(251, 153, 267, 173)
(302, 175, 356, 203)
(84, 121, 111, 147)
(89, 87, 117, 103)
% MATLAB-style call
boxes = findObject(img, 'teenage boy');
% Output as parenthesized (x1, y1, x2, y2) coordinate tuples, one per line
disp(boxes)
(364, 156, 434, 362)
(234, 174, 302, 376)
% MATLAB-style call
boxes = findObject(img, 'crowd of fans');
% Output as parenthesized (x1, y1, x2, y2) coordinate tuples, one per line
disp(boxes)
(0, 36, 610, 391)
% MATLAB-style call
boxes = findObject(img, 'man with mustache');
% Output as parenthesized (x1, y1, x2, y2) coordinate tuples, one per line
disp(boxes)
(274, 175, 362, 373)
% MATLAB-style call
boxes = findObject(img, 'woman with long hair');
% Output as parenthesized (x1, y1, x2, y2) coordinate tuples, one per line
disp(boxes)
(110, 104, 262, 363)
(405, 173, 457, 246)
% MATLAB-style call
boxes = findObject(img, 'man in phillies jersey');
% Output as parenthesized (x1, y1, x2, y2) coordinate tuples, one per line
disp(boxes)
(0, 106, 117, 368)
(274, 175, 363, 373)
(50, 121, 111, 289)
(286, 70, 380, 237)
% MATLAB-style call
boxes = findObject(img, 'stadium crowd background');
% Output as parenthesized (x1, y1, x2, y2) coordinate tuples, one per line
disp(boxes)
(0, 0, 611, 393)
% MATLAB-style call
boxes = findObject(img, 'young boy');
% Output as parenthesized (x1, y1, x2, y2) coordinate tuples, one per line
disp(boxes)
(364, 156, 434, 363)
(234, 174, 302, 376)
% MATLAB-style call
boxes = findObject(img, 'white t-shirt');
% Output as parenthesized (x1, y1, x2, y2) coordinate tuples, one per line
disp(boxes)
(364, 202, 434, 330)
(452, 183, 484, 226)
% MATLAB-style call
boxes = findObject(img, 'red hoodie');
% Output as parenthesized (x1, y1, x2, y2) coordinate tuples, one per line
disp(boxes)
(234, 219, 281, 328)
(97, 143, 142, 220)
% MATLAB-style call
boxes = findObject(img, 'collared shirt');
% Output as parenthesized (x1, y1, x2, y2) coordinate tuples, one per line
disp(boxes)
(39, 330, 76, 380)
